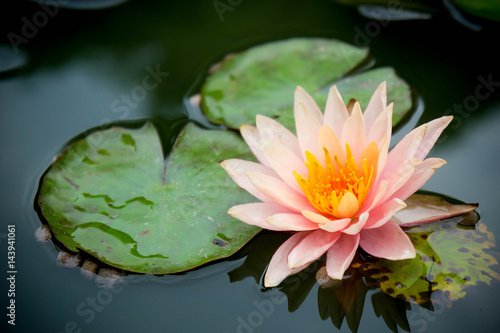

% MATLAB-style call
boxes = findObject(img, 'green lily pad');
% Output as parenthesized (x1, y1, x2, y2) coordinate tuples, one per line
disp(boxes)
(38, 122, 260, 274)
(451, 0, 500, 21)
(200, 37, 413, 130)
(354, 218, 500, 304)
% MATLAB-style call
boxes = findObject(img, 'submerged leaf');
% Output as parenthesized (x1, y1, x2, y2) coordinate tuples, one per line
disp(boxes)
(355, 218, 500, 304)
(200, 37, 413, 130)
(38, 122, 260, 274)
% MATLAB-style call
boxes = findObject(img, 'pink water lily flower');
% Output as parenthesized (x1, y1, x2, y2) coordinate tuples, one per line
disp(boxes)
(221, 82, 453, 287)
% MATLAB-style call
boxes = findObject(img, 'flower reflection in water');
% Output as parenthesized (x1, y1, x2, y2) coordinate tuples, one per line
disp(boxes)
(229, 208, 500, 333)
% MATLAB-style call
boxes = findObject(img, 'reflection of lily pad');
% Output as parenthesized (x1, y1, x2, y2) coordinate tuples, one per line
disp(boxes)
(228, 233, 289, 284)
(38, 122, 260, 274)
(201, 38, 412, 130)
(371, 292, 411, 333)
(354, 219, 500, 304)
(318, 270, 372, 333)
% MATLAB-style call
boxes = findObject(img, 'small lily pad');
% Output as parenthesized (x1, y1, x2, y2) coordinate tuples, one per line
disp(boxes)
(38, 122, 260, 274)
(354, 218, 500, 304)
(200, 37, 413, 130)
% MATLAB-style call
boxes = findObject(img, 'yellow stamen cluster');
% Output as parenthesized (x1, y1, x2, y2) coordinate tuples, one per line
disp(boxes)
(294, 142, 378, 219)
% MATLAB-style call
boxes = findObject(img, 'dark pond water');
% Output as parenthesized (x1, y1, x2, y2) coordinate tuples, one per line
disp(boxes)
(1, 0, 500, 332)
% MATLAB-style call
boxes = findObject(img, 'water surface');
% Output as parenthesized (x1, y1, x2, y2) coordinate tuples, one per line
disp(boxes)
(1, 0, 499, 332)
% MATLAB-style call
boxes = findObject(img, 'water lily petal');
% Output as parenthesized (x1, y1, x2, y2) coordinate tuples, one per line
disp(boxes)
(336, 191, 359, 218)
(359, 140, 380, 184)
(318, 124, 345, 167)
(393, 194, 478, 227)
(264, 232, 312, 287)
(359, 220, 416, 260)
(247, 171, 315, 212)
(240, 124, 269, 167)
(267, 213, 319, 231)
(302, 210, 333, 224)
(415, 116, 453, 160)
(295, 101, 322, 159)
(341, 102, 366, 161)
(295, 86, 324, 123)
(380, 125, 426, 180)
(326, 233, 360, 279)
(364, 198, 406, 229)
(318, 217, 352, 232)
(288, 229, 341, 269)
(228, 202, 295, 231)
(360, 179, 388, 215)
(363, 81, 387, 133)
(256, 115, 302, 159)
(381, 158, 420, 203)
(389, 158, 447, 202)
(323, 85, 349, 135)
(220, 159, 277, 202)
(341, 212, 369, 235)
(260, 140, 308, 194)
(366, 103, 393, 148)
(376, 136, 389, 181)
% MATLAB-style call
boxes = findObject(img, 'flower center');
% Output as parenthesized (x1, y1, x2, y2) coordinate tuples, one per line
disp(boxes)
(294, 142, 379, 219)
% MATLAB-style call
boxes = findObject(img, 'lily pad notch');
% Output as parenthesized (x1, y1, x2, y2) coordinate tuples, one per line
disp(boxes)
(38, 122, 261, 274)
